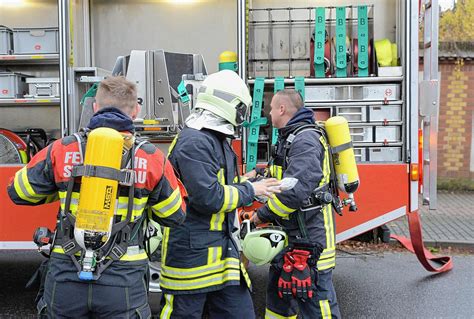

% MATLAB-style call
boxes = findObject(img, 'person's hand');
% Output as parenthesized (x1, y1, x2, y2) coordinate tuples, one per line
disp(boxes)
(250, 213, 263, 225)
(244, 170, 257, 179)
(252, 178, 282, 197)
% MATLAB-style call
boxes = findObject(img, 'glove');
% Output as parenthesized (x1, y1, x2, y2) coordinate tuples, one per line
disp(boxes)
(277, 252, 294, 301)
(291, 249, 314, 300)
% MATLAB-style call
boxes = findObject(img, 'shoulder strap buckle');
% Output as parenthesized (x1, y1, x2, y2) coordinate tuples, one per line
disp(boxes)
(300, 197, 320, 212)
(119, 169, 134, 186)
(62, 240, 76, 254)
(111, 245, 126, 260)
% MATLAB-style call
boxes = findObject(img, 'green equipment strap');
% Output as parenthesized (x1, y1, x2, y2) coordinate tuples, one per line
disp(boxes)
(177, 80, 190, 104)
(295, 76, 305, 101)
(357, 6, 369, 77)
(271, 77, 285, 145)
(297, 210, 309, 239)
(335, 6, 347, 78)
(219, 61, 238, 72)
(314, 7, 326, 78)
(246, 77, 265, 172)
(244, 118, 268, 144)
(80, 83, 99, 105)
(274, 76, 285, 93)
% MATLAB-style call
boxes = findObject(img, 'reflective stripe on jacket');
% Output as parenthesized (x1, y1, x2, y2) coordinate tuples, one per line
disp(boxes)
(162, 127, 254, 294)
(8, 134, 186, 262)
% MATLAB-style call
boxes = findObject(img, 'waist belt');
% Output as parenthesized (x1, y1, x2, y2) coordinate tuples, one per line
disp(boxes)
(53, 245, 145, 258)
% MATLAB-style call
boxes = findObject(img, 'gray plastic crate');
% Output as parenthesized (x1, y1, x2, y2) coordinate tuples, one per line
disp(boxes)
(353, 147, 402, 162)
(13, 27, 59, 54)
(0, 26, 13, 55)
(25, 77, 60, 97)
(369, 147, 402, 162)
(0, 73, 29, 98)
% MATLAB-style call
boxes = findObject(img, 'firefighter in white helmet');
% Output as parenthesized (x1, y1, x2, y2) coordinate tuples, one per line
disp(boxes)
(248, 89, 341, 318)
(161, 70, 281, 318)
(8, 76, 186, 318)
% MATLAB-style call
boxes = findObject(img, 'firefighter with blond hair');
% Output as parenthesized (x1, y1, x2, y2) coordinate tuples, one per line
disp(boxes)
(8, 76, 186, 318)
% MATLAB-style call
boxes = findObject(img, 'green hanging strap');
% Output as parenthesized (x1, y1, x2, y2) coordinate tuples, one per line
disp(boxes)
(357, 5, 369, 77)
(80, 83, 99, 106)
(295, 76, 305, 101)
(246, 77, 266, 172)
(335, 6, 347, 78)
(314, 7, 326, 78)
(271, 77, 285, 146)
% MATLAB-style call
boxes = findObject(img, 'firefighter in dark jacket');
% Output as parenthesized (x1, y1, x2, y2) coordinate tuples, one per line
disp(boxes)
(8, 76, 186, 318)
(250, 89, 341, 318)
(161, 70, 281, 319)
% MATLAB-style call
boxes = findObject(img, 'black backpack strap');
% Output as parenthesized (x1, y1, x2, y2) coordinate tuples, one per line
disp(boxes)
(279, 124, 320, 240)
(59, 132, 88, 256)
(281, 124, 321, 171)
(289, 123, 343, 214)
(279, 123, 343, 239)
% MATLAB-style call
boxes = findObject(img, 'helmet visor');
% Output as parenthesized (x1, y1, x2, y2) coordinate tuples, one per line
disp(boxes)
(235, 101, 248, 125)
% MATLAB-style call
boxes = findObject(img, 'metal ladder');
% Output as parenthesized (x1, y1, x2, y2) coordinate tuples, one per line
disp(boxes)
(419, 0, 440, 210)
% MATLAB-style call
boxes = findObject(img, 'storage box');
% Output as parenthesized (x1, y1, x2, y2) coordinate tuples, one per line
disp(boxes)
(349, 126, 373, 143)
(375, 126, 402, 143)
(13, 27, 59, 54)
(369, 105, 402, 122)
(368, 147, 402, 162)
(336, 106, 367, 122)
(306, 84, 401, 102)
(378, 66, 403, 77)
(25, 77, 60, 97)
(0, 73, 29, 98)
(0, 26, 13, 55)
(353, 148, 367, 162)
(360, 84, 400, 101)
(353, 147, 402, 162)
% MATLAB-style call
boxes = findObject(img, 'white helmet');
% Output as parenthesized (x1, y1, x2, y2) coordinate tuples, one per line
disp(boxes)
(195, 70, 252, 126)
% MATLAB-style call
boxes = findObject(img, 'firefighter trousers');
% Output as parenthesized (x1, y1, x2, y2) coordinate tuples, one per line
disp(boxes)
(160, 281, 255, 319)
(265, 264, 341, 319)
(37, 254, 152, 319)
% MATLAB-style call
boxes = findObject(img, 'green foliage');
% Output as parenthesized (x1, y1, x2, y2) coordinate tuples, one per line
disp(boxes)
(428, 246, 440, 253)
(438, 177, 474, 191)
(439, 0, 474, 41)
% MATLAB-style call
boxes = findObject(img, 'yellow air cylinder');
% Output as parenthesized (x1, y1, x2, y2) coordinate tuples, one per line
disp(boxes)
(324, 116, 359, 195)
(75, 127, 124, 250)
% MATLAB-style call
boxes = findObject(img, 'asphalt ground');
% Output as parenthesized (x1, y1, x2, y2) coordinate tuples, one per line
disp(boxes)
(1, 246, 473, 318)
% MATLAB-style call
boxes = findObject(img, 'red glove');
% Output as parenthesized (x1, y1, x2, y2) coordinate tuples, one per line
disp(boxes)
(277, 252, 294, 301)
(291, 249, 313, 300)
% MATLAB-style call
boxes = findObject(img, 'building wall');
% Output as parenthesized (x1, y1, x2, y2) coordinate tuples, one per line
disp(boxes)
(437, 59, 474, 180)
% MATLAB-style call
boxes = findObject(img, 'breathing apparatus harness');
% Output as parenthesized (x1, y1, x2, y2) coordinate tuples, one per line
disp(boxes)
(276, 123, 343, 219)
(271, 122, 342, 301)
(53, 129, 149, 280)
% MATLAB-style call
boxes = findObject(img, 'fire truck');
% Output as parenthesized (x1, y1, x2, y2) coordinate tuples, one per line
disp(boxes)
(0, 0, 450, 287)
